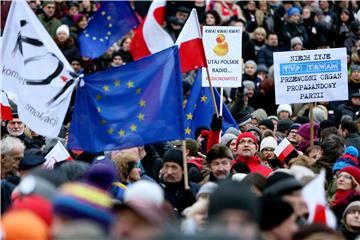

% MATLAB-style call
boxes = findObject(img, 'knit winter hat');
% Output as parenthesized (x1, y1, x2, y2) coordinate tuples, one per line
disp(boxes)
(235, 111, 252, 127)
(206, 144, 233, 164)
(56, 24, 70, 38)
(124, 180, 165, 207)
(163, 148, 183, 169)
(53, 164, 115, 232)
(264, 171, 302, 196)
(11, 194, 53, 227)
(277, 104, 292, 116)
(208, 180, 260, 223)
(260, 195, 294, 230)
(257, 64, 268, 73)
(196, 182, 218, 199)
(236, 132, 257, 148)
(297, 122, 320, 140)
(258, 119, 274, 131)
(260, 137, 277, 152)
(2, 210, 49, 240)
(290, 37, 303, 48)
(332, 146, 359, 173)
(185, 138, 200, 156)
(243, 80, 255, 90)
(343, 201, 360, 220)
(18, 155, 46, 171)
(225, 127, 240, 136)
(251, 108, 268, 122)
(287, 7, 301, 17)
(340, 166, 360, 185)
(220, 133, 237, 146)
(288, 123, 301, 132)
(15, 175, 57, 201)
(277, 119, 293, 133)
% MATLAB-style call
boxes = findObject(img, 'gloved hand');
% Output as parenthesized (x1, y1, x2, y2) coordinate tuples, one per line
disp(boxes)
(210, 113, 223, 132)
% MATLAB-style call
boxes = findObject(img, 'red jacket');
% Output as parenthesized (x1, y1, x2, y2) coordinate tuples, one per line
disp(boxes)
(232, 155, 272, 177)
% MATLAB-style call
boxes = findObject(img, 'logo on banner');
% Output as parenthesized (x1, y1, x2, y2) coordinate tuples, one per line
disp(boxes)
(213, 34, 229, 56)
(11, 20, 77, 107)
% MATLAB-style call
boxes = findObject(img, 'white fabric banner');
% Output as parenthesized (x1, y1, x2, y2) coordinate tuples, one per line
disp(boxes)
(1, 0, 78, 138)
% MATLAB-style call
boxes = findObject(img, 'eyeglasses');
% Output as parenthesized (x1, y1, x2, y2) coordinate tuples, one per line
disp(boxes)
(336, 173, 353, 180)
(262, 148, 274, 152)
(238, 139, 256, 146)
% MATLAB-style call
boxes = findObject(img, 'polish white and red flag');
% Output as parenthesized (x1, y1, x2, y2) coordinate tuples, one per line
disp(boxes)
(130, 0, 174, 60)
(1, 91, 13, 121)
(44, 141, 73, 169)
(175, 9, 208, 73)
(274, 138, 298, 163)
(302, 170, 337, 229)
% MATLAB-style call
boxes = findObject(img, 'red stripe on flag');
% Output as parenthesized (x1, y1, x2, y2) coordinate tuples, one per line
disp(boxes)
(153, 5, 165, 25)
(179, 38, 207, 73)
(130, 22, 151, 60)
(1, 104, 13, 121)
(312, 204, 327, 224)
(278, 144, 295, 161)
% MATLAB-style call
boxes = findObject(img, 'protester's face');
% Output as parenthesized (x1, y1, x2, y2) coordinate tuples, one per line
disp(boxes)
(246, 88, 255, 97)
(245, 64, 256, 76)
(267, 34, 278, 47)
(346, 209, 360, 228)
(336, 172, 355, 190)
(57, 32, 68, 43)
(112, 56, 124, 67)
(258, 125, 269, 133)
(71, 61, 81, 73)
(236, 137, 257, 157)
(278, 111, 290, 120)
(240, 122, 253, 132)
(255, 31, 265, 42)
(292, 43, 303, 51)
(287, 129, 300, 144)
(282, 190, 308, 218)
(351, 96, 360, 106)
(262, 148, 275, 160)
(209, 158, 231, 180)
(193, 208, 208, 231)
(340, 12, 350, 22)
(247, 1, 256, 11)
(122, 38, 132, 51)
(78, 16, 88, 29)
(128, 167, 141, 183)
(1, 147, 24, 176)
(112, 209, 161, 240)
(7, 118, 25, 136)
(351, 70, 360, 82)
(302, 8, 311, 19)
(212, 210, 258, 239)
(176, 11, 189, 22)
(319, 0, 329, 10)
(228, 139, 237, 154)
(68, 6, 79, 16)
(259, 1, 267, 12)
(206, 13, 216, 26)
(43, 3, 56, 17)
(271, 213, 299, 240)
(162, 162, 183, 183)
(308, 148, 322, 163)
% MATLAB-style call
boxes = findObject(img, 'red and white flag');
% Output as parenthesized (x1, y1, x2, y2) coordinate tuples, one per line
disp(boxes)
(175, 9, 208, 73)
(274, 138, 298, 162)
(44, 141, 73, 169)
(1, 91, 13, 121)
(302, 170, 337, 229)
(130, 0, 173, 60)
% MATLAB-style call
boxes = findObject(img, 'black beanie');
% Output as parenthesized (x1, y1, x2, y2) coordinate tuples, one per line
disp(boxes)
(277, 119, 293, 134)
(260, 195, 294, 230)
(263, 172, 302, 196)
(209, 180, 260, 223)
(163, 148, 183, 169)
(320, 120, 335, 130)
(258, 119, 274, 131)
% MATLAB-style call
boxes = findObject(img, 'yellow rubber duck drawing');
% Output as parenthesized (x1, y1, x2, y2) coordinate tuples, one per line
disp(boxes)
(213, 34, 229, 56)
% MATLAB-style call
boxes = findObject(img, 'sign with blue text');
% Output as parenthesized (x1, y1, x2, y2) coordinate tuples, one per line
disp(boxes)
(273, 48, 348, 104)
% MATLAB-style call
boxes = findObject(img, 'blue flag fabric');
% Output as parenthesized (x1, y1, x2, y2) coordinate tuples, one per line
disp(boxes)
(68, 46, 184, 152)
(79, 1, 139, 59)
(184, 70, 238, 139)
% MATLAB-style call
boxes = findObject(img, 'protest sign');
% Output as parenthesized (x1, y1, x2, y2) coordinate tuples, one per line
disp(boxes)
(202, 26, 242, 88)
(274, 48, 348, 104)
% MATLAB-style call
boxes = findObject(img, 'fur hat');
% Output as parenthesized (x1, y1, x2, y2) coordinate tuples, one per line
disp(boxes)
(56, 24, 70, 38)
(260, 137, 277, 152)
(206, 144, 233, 164)
(277, 104, 292, 116)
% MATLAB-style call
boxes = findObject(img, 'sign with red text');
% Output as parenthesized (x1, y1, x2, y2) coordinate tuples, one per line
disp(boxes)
(202, 26, 242, 87)
(274, 48, 348, 104)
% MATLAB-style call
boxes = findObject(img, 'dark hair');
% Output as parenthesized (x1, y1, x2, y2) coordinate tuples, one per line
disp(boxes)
(320, 126, 338, 140)
(267, 31, 278, 38)
(205, 10, 221, 25)
(341, 118, 358, 134)
(242, 173, 267, 193)
(321, 134, 345, 156)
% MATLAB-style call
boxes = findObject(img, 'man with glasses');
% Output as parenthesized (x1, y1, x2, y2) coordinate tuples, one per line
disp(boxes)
(232, 132, 272, 177)
(37, 0, 62, 38)
(287, 123, 301, 149)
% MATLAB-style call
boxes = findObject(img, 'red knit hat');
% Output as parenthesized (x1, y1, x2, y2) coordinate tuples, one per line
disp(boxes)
(236, 132, 257, 149)
(11, 194, 53, 227)
(340, 166, 360, 185)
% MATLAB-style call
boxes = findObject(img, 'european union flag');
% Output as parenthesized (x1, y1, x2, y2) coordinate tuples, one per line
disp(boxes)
(68, 47, 184, 152)
(184, 70, 238, 139)
(79, 1, 139, 59)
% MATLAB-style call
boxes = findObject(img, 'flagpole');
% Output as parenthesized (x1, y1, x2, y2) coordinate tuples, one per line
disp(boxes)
(309, 103, 314, 149)
(182, 140, 190, 190)
(220, 87, 224, 116)
(205, 67, 219, 117)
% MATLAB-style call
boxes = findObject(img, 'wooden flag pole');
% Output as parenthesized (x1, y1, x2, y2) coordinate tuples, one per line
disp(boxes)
(205, 67, 219, 117)
(220, 87, 224, 116)
(182, 140, 190, 190)
(309, 103, 314, 149)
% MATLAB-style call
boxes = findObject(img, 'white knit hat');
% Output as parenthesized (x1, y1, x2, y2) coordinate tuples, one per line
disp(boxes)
(277, 104, 292, 116)
(124, 180, 164, 207)
(260, 137, 277, 152)
(56, 24, 70, 38)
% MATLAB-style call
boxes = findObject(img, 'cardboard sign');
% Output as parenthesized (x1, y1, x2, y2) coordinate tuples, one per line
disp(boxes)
(274, 48, 348, 104)
(202, 26, 242, 88)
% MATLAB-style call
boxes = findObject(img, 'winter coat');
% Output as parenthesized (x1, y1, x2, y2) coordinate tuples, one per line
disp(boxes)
(345, 133, 360, 160)
(232, 155, 272, 177)
(188, 158, 204, 183)
(257, 45, 279, 67)
(280, 21, 308, 50)
(38, 13, 62, 38)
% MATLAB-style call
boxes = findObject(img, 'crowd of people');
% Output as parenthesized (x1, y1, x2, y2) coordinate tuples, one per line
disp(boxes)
(1, 0, 360, 239)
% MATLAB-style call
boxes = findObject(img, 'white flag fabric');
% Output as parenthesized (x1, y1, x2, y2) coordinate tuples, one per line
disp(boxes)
(1, 0, 78, 138)
(44, 141, 73, 169)
(302, 170, 337, 229)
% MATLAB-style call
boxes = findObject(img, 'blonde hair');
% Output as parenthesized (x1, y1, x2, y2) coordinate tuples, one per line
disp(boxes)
(251, 27, 267, 39)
